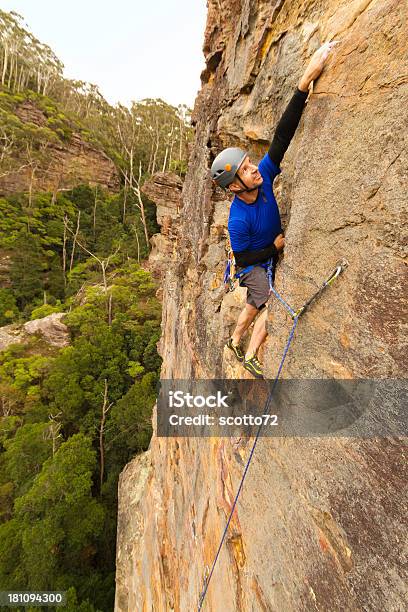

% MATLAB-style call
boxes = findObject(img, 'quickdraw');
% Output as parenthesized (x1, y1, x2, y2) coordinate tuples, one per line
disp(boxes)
(268, 258, 349, 319)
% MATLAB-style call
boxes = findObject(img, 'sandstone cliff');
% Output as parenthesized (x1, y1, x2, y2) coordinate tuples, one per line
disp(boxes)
(0, 99, 119, 195)
(0, 312, 69, 352)
(115, 1, 407, 610)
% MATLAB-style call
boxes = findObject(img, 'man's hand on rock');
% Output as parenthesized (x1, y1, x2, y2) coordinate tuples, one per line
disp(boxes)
(298, 40, 340, 91)
(274, 233, 285, 251)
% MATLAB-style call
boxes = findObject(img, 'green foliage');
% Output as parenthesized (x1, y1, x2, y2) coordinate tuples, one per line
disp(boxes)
(3, 422, 52, 495)
(0, 253, 161, 608)
(7, 434, 105, 596)
(143, 329, 162, 371)
(0, 288, 19, 325)
(2, 353, 51, 393)
(64, 587, 102, 612)
(169, 158, 189, 177)
(0, 272, 161, 611)
(0, 416, 22, 447)
(0, 518, 24, 588)
(0, 185, 160, 315)
(126, 360, 144, 378)
(30, 301, 63, 320)
(9, 231, 44, 310)
(106, 372, 156, 458)
(0, 197, 27, 247)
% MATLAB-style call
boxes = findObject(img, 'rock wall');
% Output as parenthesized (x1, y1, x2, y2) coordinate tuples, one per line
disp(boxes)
(0, 100, 120, 195)
(0, 312, 69, 351)
(141, 172, 183, 285)
(115, 1, 407, 610)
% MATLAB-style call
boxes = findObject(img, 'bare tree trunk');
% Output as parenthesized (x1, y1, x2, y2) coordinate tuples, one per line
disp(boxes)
(0, 389, 19, 417)
(28, 165, 35, 208)
(62, 214, 68, 288)
(132, 161, 149, 248)
(36, 67, 41, 93)
(151, 117, 160, 174)
(93, 185, 98, 240)
(43, 69, 51, 96)
(69, 210, 81, 273)
(169, 136, 175, 167)
(134, 226, 140, 263)
(65, 224, 121, 297)
(167, 122, 175, 170)
(107, 292, 112, 325)
(122, 175, 128, 225)
(2, 46, 8, 86)
(101, 261, 107, 293)
(147, 139, 154, 175)
(129, 147, 134, 188)
(16, 64, 22, 92)
(12, 54, 17, 90)
(48, 412, 62, 457)
(162, 146, 169, 172)
(99, 379, 112, 493)
(7, 53, 12, 89)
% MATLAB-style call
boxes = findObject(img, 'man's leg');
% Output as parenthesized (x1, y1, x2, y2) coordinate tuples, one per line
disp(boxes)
(245, 307, 268, 359)
(231, 303, 259, 345)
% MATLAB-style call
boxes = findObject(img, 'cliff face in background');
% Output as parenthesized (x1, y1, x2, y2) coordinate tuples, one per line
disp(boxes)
(0, 100, 119, 195)
(115, 1, 407, 610)
(0, 312, 69, 351)
(141, 171, 183, 288)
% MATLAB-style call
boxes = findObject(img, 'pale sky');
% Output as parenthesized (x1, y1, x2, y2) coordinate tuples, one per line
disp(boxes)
(1, 0, 208, 109)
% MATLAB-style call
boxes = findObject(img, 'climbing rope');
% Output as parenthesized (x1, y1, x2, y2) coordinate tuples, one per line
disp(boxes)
(197, 258, 348, 610)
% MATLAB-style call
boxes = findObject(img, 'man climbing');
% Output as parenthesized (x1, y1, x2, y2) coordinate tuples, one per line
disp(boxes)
(211, 41, 339, 378)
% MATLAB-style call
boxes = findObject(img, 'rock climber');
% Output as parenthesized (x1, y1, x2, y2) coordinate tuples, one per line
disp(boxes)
(211, 41, 339, 378)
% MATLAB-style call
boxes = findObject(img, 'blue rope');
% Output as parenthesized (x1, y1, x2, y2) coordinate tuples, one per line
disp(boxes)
(266, 259, 297, 318)
(198, 315, 299, 611)
(269, 284, 296, 317)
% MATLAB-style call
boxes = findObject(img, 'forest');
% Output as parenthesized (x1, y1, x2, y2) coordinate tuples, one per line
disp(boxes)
(0, 10, 192, 611)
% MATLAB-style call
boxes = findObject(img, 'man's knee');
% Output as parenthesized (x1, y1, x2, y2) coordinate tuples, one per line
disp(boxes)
(245, 303, 259, 318)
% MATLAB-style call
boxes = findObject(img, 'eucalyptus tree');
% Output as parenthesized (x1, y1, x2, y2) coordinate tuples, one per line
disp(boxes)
(0, 11, 63, 95)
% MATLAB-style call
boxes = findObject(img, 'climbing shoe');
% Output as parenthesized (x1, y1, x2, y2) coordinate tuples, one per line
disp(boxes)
(243, 354, 264, 379)
(226, 337, 245, 363)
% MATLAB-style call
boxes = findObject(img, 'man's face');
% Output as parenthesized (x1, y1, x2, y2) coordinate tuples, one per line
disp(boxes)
(231, 155, 263, 191)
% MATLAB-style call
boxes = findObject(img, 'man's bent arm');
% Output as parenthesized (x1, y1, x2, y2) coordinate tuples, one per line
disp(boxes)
(268, 87, 309, 167)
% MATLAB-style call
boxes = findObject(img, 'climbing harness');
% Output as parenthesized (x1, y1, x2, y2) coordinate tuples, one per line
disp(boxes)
(198, 257, 348, 610)
(223, 248, 271, 294)
(223, 248, 237, 292)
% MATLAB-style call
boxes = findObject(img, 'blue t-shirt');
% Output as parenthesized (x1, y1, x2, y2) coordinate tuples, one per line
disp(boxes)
(228, 153, 282, 252)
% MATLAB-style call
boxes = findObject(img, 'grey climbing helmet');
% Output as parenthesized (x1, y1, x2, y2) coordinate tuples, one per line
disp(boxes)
(210, 147, 247, 188)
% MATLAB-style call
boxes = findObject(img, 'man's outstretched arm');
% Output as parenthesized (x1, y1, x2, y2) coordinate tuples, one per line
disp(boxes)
(268, 87, 309, 168)
(268, 41, 340, 167)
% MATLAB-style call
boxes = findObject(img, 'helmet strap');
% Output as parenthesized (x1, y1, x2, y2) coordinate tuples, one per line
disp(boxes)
(233, 173, 259, 194)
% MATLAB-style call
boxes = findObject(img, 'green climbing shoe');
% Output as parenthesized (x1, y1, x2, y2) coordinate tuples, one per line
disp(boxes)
(226, 338, 245, 363)
(243, 354, 264, 379)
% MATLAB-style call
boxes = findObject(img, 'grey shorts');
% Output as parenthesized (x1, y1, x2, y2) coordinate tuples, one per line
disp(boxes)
(237, 263, 275, 311)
